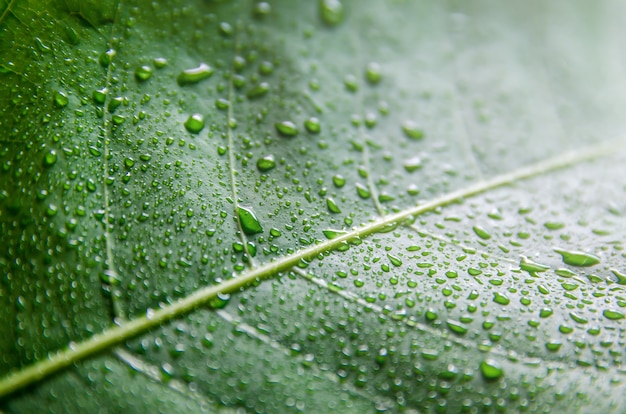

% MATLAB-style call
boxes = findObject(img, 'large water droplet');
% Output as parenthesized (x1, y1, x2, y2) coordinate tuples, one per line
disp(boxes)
(53, 91, 69, 108)
(554, 248, 600, 267)
(256, 155, 276, 172)
(480, 359, 503, 381)
(237, 206, 263, 235)
(275, 121, 298, 137)
(402, 121, 424, 140)
(135, 65, 153, 82)
(319, 0, 344, 26)
(184, 114, 205, 134)
(177, 63, 214, 85)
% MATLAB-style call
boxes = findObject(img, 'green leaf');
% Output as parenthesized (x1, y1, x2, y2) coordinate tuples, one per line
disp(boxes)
(2, 0, 626, 412)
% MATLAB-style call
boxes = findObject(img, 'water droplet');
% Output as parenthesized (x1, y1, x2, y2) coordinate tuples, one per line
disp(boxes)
(544, 221, 565, 230)
(323, 229, 347, 239)
(134, 65, 152, 82)
(365, 62, 382, 84)
(100, 270, 121, 285)
(237, 206, 263, 235)
(177, 63, 214, 85)
(519, 256, 550, 274)
(387, 254, 402, 267)
(184, 114, 205, 134)
(53, 91, 69, 108)
(355, 183, 370, 199)
(43, 150, 57, 167)
(275, 121, 298, 137)
(215, 98, 230, 110)
(153, 57, 168, 68)
(254, 2, 272, 17)
(219, 22, 233, 37)
(480, 359, 503, 381)
(545, 340, 562, 352)
(92, 88, 107, 106)
(493, 292, 509, 305)
(256, 155, 276, 172)
(472, 225, 491, 240)
(402, 121, 424, 140)
(343, 74, 358, 92)
(246, 82, 270, 99)
(304, 117, 321, 133)
(259, 61, 274, 76)
(403, 156, 422, 173)
(319, 0, 344, 26)
(447, 320, 468, 335)
(332, 174, 346, 188)
(99, 49, 116, 67)
(326, 197, 341, 213)
(610, 269, 626, 285)
(603, 310, 624, 320)
(554, 248, 600, 267)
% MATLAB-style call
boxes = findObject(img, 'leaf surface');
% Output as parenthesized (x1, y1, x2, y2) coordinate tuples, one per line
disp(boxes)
(1, 0, 626, 412)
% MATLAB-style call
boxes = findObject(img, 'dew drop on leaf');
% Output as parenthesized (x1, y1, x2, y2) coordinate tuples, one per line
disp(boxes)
(237, 206, 264, 235)
(480, 358, 503, 381)
(304, 117, 321, 133)
(246, 82, 270, 99)
(134, 65, 152, 82)
(184, 114, 205, 134)
(365, 62, 382, 84)
(177, 63, 214, 85)
(153, 57, 168, 68)
(275, 121, 298, 137)
(319, 0, 344, 26)
(43, 150, 57, 167)
(602, 310, 625, 320)
(53, 91, 69, 108)
(256, 155, 276, 172)
(554, 248, 600, 267)
(402, 120, 424, 140)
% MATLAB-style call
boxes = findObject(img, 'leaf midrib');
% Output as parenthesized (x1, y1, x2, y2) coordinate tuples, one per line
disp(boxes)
(0, 136, 624, 399)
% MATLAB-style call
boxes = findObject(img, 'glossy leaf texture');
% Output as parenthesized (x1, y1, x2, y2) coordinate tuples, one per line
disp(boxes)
(1, 0, 626, 412)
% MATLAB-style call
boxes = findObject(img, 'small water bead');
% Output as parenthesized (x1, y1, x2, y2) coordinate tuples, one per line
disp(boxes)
(304, 117, 321, 133)
(402, 121, 424, 140)
(403, 156, 422, 172)
(53, 91, 69, 108)
(246, 82, 269, 99)
(319, 0, 344, 26)
(364, 113, 377, 128)
(219, 22, 233, 37)
(254, 2, 271, 17)
(256, 155, 276, 172)
(355, 183, 370, 199)
(184, 114, 205, 134)
(215, 98, 230, 110)
(43, 150, 57, 167)
(472, 225, 491, 240)
(108, 96, 123, 112)
(554, 248, 600, 267)
(603, 310, 624, 320)
(259, 61, 274, 76)
(177, 63, 213, 85)
(92, 88, 107, 105)
(480, 359, 503, 381)
(99, 49, 116, 67)
(326, 198, 341, 213)
(275, 121, 298, 137)
(344, 74, 358, 92)
(134, 65, 152, 82)
(153, 57, 168, 68)
(332, 174, 346, 188)
(365, 62, 382, 84)
(237, 206, 263, 235)
(519, 256, 550, 274)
